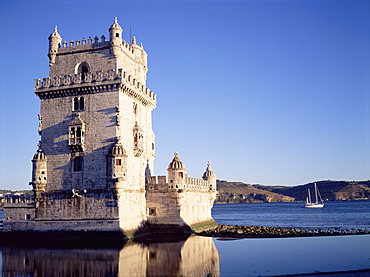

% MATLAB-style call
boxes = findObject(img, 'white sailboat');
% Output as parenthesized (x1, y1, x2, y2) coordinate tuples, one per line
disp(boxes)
(305, 182, 324, 208)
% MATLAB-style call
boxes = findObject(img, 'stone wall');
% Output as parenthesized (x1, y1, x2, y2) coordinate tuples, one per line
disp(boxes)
(146, 175, 217, 231)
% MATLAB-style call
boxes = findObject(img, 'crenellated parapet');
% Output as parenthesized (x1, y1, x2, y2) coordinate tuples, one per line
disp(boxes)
(34, 69, 156, 107)
(147, 175, 215, 193)
(56, 36, 139, 55)
(3, 194, 35, 207)
(147, 176, 168, 192)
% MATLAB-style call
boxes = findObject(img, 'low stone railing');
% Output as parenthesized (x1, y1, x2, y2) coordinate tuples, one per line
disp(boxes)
(147, 176, 215, 192)
(185, 177, 215, 192)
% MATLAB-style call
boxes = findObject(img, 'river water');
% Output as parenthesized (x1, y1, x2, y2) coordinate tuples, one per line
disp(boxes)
(212, 200, 370, 231)
(1, 201, 370, 276)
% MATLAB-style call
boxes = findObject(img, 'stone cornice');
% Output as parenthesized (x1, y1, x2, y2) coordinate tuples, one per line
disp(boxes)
(34, 69, 156, 108)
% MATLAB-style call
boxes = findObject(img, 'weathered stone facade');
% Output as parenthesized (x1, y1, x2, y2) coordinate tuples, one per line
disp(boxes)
(3, 19, 217, 236)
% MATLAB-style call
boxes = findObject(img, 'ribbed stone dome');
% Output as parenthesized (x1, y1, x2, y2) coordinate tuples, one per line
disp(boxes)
(33, 148, 47, 160)
(202, 162, 215, 179)
(110, 142, 126, 156)
(168, 152, 186, 169)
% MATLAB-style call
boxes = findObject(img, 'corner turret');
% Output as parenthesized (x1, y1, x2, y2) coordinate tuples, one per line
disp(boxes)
(167, 152, 187, 189)
(30, 144, 48, 201)
(108, 138, 127, 183)
(130, 36, 148, 82)
(109, 17, 123, 57)
(202, 162, 217, 191)
(48, 26, 62, 66)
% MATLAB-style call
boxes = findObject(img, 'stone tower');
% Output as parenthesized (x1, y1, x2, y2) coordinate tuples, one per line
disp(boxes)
(29, 18, 155, 234)
(3, 18, 218, 236)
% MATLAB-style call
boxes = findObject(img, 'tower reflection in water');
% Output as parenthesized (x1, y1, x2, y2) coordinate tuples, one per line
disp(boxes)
(2, 235, 220, 277)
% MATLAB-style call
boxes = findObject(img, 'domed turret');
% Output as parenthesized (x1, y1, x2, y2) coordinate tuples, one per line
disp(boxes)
(202, 161, 215, 179)
(33, 148, 47, 161)
(31, 145, 48, 200)
(110, 141, 126, 157)
(167, 152, 187, 189)
(108, 139, 127, 183)
(109, 17, 123, 57)
(202, 161, 217, 191)
(48, 26, 62, 66)
(168, 152, 185, 170)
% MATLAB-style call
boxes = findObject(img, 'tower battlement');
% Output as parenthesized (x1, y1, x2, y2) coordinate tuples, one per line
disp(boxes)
(57, 35, 137, 55)
(4, 194, 34, 207)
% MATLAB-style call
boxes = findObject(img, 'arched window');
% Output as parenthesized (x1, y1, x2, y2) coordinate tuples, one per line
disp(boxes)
(73, 97, 79, 111)
(77, 62, 90, 81)
(72, 97, 85, 111)
(79, 97, 84, 110)
(68, 114, 86, 152)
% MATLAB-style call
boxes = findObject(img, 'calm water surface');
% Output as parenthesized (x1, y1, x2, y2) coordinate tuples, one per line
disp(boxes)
(1, 201, 370, 276)
(212, 201, 370, 230)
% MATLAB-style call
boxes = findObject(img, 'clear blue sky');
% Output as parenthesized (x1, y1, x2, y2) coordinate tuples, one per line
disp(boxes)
(0, 0, 369, 190)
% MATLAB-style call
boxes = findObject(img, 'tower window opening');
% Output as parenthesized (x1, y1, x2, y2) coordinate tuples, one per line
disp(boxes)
(178, 172, 184, 178)
(79, 97, 84, 110)
(116, 159, 122, 165)
(76, 127, 82, 143)
(73, 97, 79, 111)
(148, 207, 156, 216)
(69, 127, 83, 145)
(116, 33, 119, 38)
(73, 157, 83, 172)
(68, 115, 86, 152)
(77, 62, 90, 81)
(73, 97, 85, 111)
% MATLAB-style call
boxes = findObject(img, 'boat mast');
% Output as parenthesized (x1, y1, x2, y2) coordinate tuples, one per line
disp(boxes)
(307, 188, 311, 204)
(314, 183, 319, 204)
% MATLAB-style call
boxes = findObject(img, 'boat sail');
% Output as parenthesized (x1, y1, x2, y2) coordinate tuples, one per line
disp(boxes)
(305, 182, 324, 208)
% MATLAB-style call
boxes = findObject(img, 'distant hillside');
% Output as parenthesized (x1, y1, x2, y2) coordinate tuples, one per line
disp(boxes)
(254, 180, 370, 201)
(216, 181, 295, 203)
(216, 180, 370, 203)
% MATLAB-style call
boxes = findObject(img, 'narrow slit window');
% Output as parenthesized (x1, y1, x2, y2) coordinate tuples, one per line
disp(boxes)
(79, 97, 84, 110)
(73, 157, 83, 172)
(73, 97, 79, 111)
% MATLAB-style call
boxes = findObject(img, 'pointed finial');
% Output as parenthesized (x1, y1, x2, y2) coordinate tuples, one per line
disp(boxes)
(114, 17, 118, 23)
(132, 36, 137, 45)
(206, 161, 213, 172)
(174, 152, 179, 157)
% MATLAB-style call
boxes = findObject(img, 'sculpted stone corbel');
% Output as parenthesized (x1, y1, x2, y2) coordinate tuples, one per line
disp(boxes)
(34, 79, 41, 89)
(43, 77, 51, 88)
